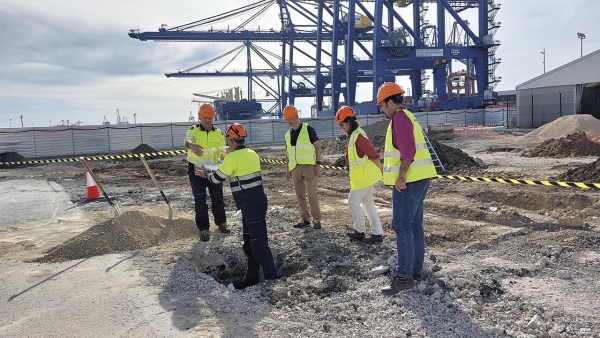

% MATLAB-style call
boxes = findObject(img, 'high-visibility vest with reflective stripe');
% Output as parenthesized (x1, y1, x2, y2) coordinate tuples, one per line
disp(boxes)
(383, 109, 437, 186)
(217, 148, 264, 205)
(348, 127, 382, 190)
(285, 123, 316, 171)
(184, 125, 225, 165)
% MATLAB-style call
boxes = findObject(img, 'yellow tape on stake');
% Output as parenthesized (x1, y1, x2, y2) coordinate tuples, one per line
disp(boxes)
(2, 151, 598, 190)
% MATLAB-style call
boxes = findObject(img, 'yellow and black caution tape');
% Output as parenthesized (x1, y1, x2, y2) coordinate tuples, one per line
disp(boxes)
(2, 151, 598, 190)
(0, 150, 186, 166)
(436, 175, 600, 190)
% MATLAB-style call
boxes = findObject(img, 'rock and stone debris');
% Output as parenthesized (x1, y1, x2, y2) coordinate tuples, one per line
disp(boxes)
(0, 151, 26, 163)
(555, 157, 600, 182)
(523, 131, 600, 158)
(518, 114, 600, 146)
(34, 211, 199, 263)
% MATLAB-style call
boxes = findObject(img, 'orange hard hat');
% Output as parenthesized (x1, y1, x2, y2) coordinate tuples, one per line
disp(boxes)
(282, 105, 298, 119)
(376, 82, 405, 105)
(225, 123, 247, 138)
(198, 103, 216, 118)
(335, 106, 356, 123)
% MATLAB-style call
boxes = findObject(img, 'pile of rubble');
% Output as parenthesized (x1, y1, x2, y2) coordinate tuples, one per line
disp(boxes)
(523, 131, 600, 158)
(0, 151, 26, 163)
(519, 114, 600, 146)
(556, 157, 600, 183)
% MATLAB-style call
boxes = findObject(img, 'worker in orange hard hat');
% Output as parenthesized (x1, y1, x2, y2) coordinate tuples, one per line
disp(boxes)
(282, 104, 323, 229)
(335, 106, 383, 244)
(197, 123, 277, 289)
(376, 82, 438, 296)
(184, 103, 230, 241)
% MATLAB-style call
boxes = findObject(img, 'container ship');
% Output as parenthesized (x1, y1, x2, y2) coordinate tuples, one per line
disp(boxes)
(193, 87, 263, 121)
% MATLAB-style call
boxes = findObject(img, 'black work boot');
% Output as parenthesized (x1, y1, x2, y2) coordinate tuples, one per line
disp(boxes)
(200, 230, 210, 242)
(363, 235, 383, 244)
(218, 222, 231, 234)
(233, 277, 259, 290)
(381, 275, 415, 295)
(346, 231, 365, 240)
(293, 218, 311, 228)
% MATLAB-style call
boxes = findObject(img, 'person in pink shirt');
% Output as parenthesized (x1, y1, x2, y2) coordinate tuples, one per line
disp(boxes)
(335, 106, 384, 244)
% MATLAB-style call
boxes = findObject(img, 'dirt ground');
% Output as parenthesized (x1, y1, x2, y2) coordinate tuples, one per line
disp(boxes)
(1, 123, 600, 337)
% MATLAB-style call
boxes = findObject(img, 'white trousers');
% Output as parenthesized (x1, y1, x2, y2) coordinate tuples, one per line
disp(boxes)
(348, 184, 383, 235)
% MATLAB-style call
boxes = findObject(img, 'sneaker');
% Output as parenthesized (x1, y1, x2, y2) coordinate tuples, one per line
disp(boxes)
(218, 223, 231, 234)
(363, 234, 383, 244)
(346, 231, 365, 240)
(200, 230, 210, 242)
(293, 218, 310, 228)
(381, 276, 415, 295)
(312, 219, 322, 229)
(233, 277, 259, 290)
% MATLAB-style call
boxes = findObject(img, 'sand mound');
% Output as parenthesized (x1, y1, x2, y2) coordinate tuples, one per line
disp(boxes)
(34, 211, 199, 263)
(519, 115, 600, 146)
(555, 158, 600, 183)
(523, 131, 600, 158)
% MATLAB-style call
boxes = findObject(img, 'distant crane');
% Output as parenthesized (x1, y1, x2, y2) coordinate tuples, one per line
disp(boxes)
(102, 116, 111, 126)
(116, 109, 129, 124)
(20, 115, 24, 128)
(188, 111, 196, 122)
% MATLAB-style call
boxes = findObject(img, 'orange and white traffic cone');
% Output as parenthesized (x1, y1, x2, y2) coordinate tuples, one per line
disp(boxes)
(86, 169, 101, 200)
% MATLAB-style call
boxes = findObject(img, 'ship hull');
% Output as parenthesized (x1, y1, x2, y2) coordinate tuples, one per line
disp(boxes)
(215, 100, 263, 121)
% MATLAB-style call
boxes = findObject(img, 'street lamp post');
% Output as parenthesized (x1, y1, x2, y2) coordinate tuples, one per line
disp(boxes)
(540, 49, 545, 73)
(577, 32, 586, 58)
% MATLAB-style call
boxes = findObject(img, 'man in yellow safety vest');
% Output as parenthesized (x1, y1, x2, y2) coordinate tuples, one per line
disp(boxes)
(283, 104, 323, 229)
(376, 83, 438, 295)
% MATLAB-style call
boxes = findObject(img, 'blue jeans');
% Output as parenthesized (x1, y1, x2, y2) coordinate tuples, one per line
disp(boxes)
(392, 179, 431, 278)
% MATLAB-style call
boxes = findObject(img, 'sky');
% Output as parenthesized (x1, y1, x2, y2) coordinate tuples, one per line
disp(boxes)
(0, 0, 598, 128)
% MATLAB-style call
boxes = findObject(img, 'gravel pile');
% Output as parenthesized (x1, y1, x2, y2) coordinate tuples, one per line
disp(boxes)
(34, 211, 199, 263)
(519, 115, 600, 146)
(555, 157, 600, 182)
(523, 131, 600, 158)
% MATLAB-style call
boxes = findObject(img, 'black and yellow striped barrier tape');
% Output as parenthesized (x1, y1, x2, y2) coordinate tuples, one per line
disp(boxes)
(2, 150, 598, 190)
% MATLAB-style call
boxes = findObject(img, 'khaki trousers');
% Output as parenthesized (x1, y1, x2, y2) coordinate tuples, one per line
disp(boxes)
(291, 164, 321, 221)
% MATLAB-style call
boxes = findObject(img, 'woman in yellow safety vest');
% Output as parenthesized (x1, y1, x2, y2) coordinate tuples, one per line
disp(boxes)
(335, 106, 384, 244)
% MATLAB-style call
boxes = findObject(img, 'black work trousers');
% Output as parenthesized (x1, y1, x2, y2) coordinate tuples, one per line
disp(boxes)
(241, 203, 277, 280)
(187, 164, 227, 232)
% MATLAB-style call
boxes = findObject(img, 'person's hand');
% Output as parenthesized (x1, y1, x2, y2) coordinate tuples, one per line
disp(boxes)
(314, 164, 321, 177)
(195, 168, 207, 178)
(285, 169, 291, 181)
(395, 173, 407, 192)
(190, 143, 204, 157)
(375, 159, 383, 173)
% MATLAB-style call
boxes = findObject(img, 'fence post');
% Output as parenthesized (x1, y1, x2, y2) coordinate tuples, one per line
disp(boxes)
(531, 95, 534, 127)
(32, 126, 38, 158)
(272, 121, 275, 142)
(140, 125, 144, 144)
(71, 125, 76, 155)
(170, 124, 174, 148)
(107, 125, 111, 152)
(249, 120, 253, 143)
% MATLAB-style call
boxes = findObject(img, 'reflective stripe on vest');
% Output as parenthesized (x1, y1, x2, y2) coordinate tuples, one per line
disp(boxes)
(383, 109, 437, 186)
(230, 171, 263, 192)
(285, 123, 316, 171)
(348, 127, 382, 190)
(185, 126, 225, 165)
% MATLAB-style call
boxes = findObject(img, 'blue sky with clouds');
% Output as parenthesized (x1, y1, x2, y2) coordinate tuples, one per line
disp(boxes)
(0, 0, 598, 128)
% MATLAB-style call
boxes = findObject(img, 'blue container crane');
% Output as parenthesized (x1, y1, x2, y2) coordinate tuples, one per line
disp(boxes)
(128, 0, 501, 117)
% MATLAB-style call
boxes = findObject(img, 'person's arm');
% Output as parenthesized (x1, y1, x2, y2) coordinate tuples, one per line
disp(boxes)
(285, 151, 291, 181)
(355, 134, 382, 172)
(392, 112, 416, 191)
(184, 129, 204, 157)
(313, 139, 322, 176)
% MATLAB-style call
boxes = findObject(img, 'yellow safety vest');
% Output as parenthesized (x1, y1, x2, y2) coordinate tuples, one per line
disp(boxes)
(184, 125, 225, 165)
(383, 109, 437, 186)
(217, 147, 265, 207)
(348, 127, 382, 190)
(285, 123, 316, 171)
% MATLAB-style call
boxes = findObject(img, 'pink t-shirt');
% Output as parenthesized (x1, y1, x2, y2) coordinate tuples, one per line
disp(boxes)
(391, 109, 416, 162)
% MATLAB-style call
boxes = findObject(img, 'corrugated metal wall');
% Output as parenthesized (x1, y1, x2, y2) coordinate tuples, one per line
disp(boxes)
(516, 85, 577, 128)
